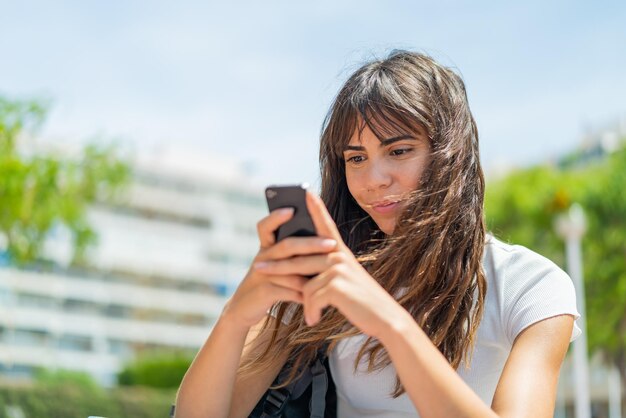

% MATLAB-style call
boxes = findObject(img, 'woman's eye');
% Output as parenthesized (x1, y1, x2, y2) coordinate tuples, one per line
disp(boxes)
(390, 148, 413, 156)
(346, 155, 365, 164)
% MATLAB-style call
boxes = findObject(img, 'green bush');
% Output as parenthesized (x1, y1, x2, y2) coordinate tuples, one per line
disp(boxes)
(118, 351, 194, 389)
(0, 382, 175, 418)
(0, 353, 192, 416)
(34, 368, 101, 391)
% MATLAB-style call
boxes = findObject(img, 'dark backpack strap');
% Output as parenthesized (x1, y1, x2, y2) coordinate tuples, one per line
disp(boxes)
(257, 350, 311, 417)
(309, 356, 329, 418)
(258, 386, 292, 417)
(258, 367, 305, 417)
(252, 342, 334, 418)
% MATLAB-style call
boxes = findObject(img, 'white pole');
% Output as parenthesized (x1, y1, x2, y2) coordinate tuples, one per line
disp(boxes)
(555, 204, 591, 418)
(608, 366, 621, 418)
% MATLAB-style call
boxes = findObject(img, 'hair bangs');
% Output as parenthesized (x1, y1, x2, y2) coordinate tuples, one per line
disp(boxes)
(355, 70, 427, 143)
(327, 64, 428, 158)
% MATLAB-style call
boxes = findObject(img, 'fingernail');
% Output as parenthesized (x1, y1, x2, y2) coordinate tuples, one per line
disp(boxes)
(276, 207, 294, 216)
(320, 239, 337, 248)
(254, 261, 269, 269)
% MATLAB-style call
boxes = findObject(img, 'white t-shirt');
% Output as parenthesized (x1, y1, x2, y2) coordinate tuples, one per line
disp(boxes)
(272, 236, 581, 417)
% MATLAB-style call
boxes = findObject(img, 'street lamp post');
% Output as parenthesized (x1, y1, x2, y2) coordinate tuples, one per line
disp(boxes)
(555, 203, 591, 418)
(608, 366, 622, 418)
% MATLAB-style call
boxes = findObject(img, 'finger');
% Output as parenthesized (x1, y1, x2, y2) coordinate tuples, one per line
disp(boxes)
(303, 268, 335, 300)
(255, 254, 333, 276)
(258, 236, 337, 261)
(265, 283, 304, 305)
(257, 208, 295, 248)
(306, 192, 344, 243)
(302, 269, 336, 324)
(266, 275, 309, 292)
(304, 284, 334, 326)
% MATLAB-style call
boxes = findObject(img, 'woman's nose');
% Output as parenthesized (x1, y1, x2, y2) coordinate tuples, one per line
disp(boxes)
(364, 161, 392, 191)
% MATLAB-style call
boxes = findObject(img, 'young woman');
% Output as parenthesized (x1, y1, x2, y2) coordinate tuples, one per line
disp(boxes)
(175, 50, 580, 418)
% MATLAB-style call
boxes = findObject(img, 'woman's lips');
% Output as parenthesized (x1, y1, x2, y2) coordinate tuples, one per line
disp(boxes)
(371, 201, 400, 214)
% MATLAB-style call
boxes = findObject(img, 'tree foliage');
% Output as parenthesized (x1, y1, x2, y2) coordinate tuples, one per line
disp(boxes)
(34, 368, 101, 392)
(485, 141, 626, 383)
(0, 377, 175, 418)
(0, 96, 130, 265)
(117, 351, 194, 389)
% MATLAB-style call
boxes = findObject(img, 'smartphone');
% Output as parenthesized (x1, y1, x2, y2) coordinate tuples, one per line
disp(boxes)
(265, 184, 317, 242)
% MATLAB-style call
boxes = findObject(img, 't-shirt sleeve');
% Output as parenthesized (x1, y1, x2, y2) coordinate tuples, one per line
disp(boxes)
(501, 245, 581, 344)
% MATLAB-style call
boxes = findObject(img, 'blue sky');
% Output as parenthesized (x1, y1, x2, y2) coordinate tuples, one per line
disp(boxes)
(1, 1, 625, 188)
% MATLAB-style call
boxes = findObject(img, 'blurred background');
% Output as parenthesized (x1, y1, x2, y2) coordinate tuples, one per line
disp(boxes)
(0, 1, 625, 417)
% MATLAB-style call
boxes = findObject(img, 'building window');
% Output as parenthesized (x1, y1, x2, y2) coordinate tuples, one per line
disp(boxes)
(57, 334, 93, 352)
(10, 329, 49, 347)
(108, 339, 132, 356)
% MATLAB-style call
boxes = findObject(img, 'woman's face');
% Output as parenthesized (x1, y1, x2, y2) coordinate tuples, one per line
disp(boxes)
(343, 123, 431, 235)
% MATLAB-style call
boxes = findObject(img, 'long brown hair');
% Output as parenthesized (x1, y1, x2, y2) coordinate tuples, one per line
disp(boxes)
(238, 50, 487, 397)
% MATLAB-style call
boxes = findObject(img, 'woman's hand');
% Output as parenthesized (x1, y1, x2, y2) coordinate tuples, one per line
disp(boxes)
(221, 206, 338, 331)
(254, 192, 407, 339)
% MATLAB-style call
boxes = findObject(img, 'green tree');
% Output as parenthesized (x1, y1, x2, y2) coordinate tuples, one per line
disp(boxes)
(0, 96, 130, 265)
(485, 141, 626, 385)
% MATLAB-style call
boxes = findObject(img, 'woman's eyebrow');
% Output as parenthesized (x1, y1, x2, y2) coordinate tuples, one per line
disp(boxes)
(343, 135, 418, 152)
(379, 135, 416, 145)
(344, 144, 365, 152)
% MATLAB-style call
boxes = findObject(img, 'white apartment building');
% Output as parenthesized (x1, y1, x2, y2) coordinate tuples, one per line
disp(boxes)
(0, 148, 266, 386)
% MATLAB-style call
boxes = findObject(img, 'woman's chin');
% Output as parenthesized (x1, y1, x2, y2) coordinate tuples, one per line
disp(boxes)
(376, 222, 395, 236)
